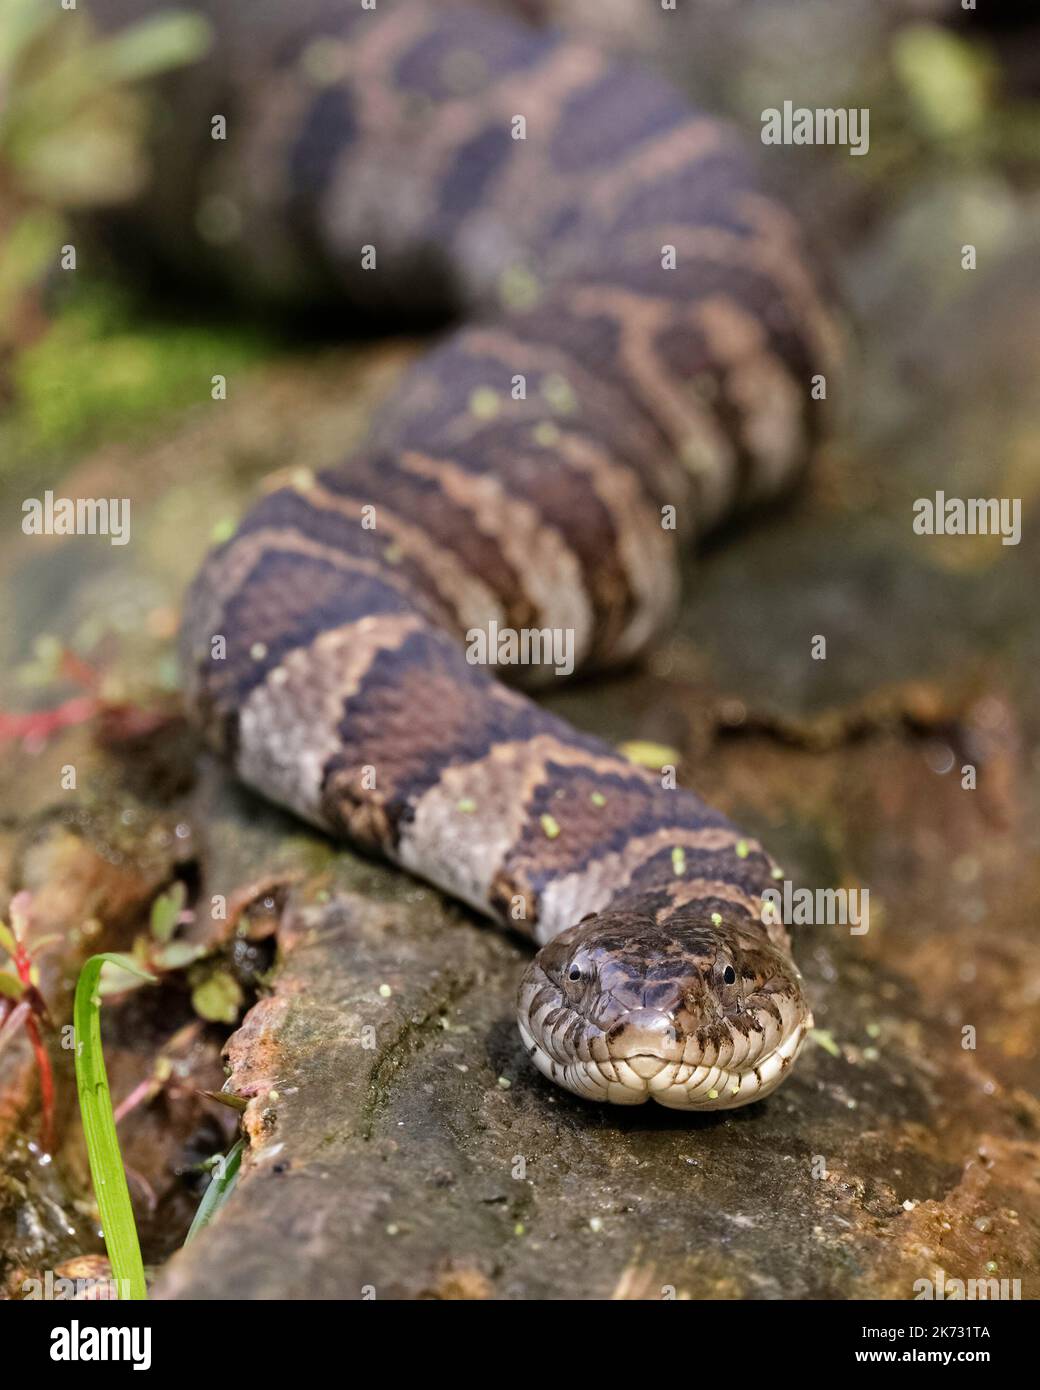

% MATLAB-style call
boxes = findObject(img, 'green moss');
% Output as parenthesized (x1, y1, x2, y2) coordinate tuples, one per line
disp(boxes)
(11, 283, 275, 454)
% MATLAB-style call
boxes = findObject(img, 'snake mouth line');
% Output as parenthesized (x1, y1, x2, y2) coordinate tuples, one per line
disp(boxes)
(518, 1012, 812, 1111)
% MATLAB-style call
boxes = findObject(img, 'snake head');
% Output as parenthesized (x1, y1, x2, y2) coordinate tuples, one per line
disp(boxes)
(516, 907, 812, 1109)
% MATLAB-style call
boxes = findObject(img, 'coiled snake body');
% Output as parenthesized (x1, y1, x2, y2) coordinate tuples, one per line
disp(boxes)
(132, 0, 838, 1108)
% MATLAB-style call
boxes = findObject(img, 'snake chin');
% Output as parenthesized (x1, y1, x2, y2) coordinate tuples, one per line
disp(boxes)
(517, 1008, 811, 1110)
(516, 909, 812, 1110)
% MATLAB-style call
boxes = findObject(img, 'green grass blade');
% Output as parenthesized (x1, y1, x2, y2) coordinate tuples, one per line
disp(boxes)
(185, 1137, 245, 1244)
(73, 952, 156, 1301)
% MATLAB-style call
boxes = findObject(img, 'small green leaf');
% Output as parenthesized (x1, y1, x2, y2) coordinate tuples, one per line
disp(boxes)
(0, 921, 16, 955)
(149, 881, 186, 943)
(191, 969, 243, 1024)
(96, 12, 213, 87)
(0, 971, 24, 1000)
(97, 957, 155, 996)
(892, 24, 994, 141)
(185, 1138, 244, 1244)
(154, 940, 206, 971)
(199, 1089, 248, 1114)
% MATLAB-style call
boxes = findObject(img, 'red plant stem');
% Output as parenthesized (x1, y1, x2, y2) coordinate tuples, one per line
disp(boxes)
(23, 1013, 54, 1154)
(0, 695, 98, 744)
(8, 929, 55, 1153)
(113, 1076, 158, 1126)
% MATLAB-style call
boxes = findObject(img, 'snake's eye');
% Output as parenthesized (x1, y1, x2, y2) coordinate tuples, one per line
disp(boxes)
(568, 966, 582, 982)
(713, 959, 741, 1003)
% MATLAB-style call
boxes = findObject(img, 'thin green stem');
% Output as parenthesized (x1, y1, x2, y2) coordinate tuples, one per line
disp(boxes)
(73, 953, 156, 1301)
(185, 1138, 245, 1244)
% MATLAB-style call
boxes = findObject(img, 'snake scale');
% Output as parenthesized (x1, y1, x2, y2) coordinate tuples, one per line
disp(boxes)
(111, 0, 840, 1108)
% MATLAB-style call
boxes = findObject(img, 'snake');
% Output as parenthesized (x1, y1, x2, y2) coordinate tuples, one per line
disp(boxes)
(111, 0, 839, 1109)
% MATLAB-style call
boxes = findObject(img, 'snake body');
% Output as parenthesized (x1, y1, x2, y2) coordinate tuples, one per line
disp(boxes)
(141, 0, 838, 1108)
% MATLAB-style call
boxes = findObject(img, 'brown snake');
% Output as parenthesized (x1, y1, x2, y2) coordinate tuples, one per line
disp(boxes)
(105, 0, 839, 1108)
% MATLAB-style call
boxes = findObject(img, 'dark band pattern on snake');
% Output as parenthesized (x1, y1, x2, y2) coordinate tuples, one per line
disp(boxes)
(155, 0, 841, 1108)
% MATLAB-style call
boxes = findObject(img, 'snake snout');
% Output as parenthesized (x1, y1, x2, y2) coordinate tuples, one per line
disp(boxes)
(606, 1009, 681, 1067)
